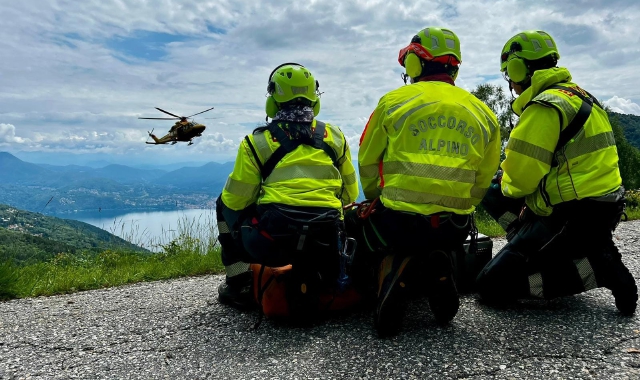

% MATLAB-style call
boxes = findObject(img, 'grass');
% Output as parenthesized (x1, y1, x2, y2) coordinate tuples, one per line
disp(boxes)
(0, 212, 224, 301)
(1, 204, 638, 301)
(2, 249, 223, 299)
(475, 209, 505, 238)
(626, 207, 640, 221)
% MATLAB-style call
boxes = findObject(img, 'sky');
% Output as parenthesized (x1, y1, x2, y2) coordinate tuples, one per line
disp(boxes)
(1, 0, 640, 167)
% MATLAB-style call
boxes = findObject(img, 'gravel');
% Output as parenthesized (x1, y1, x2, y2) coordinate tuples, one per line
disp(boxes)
(1, 220, 639, 379)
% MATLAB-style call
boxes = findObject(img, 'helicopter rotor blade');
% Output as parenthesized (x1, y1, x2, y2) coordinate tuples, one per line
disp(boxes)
(155, 107, 182, 118)
(138, 117, 179, 120)
(186, 106, 215, 118)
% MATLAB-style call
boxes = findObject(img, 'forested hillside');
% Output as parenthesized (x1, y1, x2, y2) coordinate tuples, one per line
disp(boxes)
(0, 204, 148, 263)
(610, 112, 640, 150)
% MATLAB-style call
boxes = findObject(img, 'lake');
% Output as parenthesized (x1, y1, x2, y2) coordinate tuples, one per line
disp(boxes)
(66, 208, 217, 251)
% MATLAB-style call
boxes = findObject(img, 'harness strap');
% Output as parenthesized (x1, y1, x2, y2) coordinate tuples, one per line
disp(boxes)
(246, 121, 341, 181)
(296, 225, 309, 251)
(244, 135, 264, 173)
(523, 84, 600, 167)
(261, 124, 302, 180)
(546, 85, 595, 160)
(312, 121, 339, 167)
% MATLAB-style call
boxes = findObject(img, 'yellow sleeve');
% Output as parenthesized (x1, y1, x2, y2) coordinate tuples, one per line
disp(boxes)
(501, 104, 560, 199)
(358, 99, 387, 200)
(338, 136, 359, 204)
(474, 108, 501, 204)
(221, 137, 262, 211)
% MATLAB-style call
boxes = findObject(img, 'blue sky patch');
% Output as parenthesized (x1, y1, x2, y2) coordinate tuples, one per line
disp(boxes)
(50, 33, 84, 48)
(106, 31, 190, 61)
(482, 74, 503, 81)
(206, 24, 226, 35)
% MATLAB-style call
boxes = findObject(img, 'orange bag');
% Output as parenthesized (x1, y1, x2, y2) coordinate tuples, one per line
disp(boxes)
(252, 264, 293, 318)
(251, 263, 363, 320)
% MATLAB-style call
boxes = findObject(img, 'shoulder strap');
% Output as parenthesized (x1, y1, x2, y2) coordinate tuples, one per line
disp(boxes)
(260, 121, 341, 180)
(312, 121, 339, 168)
(244, 135, 264, 174)
(546, 85, 595, 158)
(261, 123, 302, 180)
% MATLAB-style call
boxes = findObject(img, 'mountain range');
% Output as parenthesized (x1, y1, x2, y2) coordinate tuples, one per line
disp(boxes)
(0, 152, 234, 214)
(1, 111, 637, 215)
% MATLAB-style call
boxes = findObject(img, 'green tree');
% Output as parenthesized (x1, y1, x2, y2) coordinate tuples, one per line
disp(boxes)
(609, 114, 640, 190)
(609, 112, 640, 150)
(471, 83, 516, 144)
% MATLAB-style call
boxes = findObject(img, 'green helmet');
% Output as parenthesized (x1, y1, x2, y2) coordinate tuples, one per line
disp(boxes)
(500, 30, 560, 73)
(265, 63, 321, 118)
(413, 27, 462, 63)
(267, 64, 319, 104)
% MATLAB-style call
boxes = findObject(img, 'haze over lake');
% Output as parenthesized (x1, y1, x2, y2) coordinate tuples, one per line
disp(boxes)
(67, 209, 217, 251)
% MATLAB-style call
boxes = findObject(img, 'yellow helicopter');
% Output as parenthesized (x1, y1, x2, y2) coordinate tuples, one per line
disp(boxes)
(139, 107, 214, 146)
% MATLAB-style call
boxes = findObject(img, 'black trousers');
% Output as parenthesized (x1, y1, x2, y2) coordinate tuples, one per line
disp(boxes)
(476, 187, 628, 303)
(216, 196, 341, 275)
(344, 201, 471, 290)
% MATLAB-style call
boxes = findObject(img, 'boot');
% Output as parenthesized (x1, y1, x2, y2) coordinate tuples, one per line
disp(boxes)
(218, 271, 256, 311)
(373, 255, 412, 338)
(600, 247, 637, 316)
(426, 250, 459, 325)
(589, 243, 638, 316)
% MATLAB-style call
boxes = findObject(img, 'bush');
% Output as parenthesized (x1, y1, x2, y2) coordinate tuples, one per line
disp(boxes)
(626, 189, 640, 209)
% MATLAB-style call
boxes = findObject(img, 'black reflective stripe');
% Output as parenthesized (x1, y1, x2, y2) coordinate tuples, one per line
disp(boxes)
(244, 135, 264, 173)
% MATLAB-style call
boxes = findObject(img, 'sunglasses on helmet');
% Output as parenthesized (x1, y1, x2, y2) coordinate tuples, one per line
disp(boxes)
(397, 43, 460, 67)
(501, 41, 523, 63)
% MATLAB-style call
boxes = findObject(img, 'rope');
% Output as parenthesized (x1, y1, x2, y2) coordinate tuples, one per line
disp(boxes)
(343, 198, 380, 219)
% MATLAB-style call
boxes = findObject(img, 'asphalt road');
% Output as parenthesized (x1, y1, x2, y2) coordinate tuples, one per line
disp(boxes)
(1, 220, 639, 379)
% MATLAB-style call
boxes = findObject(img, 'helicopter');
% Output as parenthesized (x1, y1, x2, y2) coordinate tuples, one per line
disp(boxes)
(139, 107, 214, 146)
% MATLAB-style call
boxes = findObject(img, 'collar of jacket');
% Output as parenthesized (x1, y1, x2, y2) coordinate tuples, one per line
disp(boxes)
(416, 73, 455, 86)
(512, 67, 573, 115)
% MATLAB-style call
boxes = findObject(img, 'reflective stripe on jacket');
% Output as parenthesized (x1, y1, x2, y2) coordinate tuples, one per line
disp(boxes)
(222, 119, 359, 213)
(501, 67, 621, 216)
(359, 80, 501, 215)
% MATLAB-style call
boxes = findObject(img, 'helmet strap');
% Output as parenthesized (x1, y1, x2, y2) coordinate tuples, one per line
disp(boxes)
(508, 82, 516, 132)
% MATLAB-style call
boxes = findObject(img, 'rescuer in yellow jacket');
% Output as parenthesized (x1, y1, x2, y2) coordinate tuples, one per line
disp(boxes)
(346, 27, 501, 337)
(477, 30, 637, 316)
(216, 63, 359, 310)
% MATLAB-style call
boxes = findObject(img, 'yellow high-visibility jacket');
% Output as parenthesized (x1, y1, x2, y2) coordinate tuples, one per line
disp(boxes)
(501, 67, 622, 216)
(221, 120, 359, 214)
(359, 80, 501, 215)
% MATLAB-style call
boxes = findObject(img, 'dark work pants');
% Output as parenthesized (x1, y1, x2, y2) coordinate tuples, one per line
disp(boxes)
(476, 187, 629, 303)
(344, 201, 471, 293)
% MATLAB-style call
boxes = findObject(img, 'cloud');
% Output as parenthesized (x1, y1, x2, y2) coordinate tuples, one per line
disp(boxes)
(604, 96, 640, 115)
(1, 0, 640, 165)
(0, 124, 28, 144)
